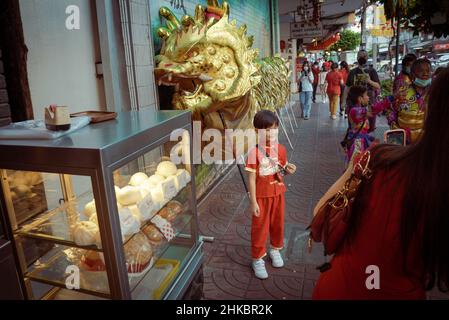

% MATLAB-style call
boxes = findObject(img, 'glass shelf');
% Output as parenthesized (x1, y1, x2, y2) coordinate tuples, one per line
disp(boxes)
(15, 192, 102, 252)
(128, 213, 193, 292)
(15, 182, 193, 253)
(24, 213, 193, 300)
(25, 245, 111, 299)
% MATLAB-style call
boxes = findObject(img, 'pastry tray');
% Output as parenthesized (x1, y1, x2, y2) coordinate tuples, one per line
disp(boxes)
(70, 111, 117, 123)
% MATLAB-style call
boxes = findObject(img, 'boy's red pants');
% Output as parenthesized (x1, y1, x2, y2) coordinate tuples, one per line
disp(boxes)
(251, 194, 285, 259)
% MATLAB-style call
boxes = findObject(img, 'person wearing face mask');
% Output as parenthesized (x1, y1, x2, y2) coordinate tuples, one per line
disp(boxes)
(298, 61, 314, 120)
(393, 53, 417, 96)
(388, 58, 432, 144)
(342, 50, 381, 130)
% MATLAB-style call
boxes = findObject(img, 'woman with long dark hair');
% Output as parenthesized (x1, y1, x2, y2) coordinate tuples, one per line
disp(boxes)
(312, 68, 449, 299)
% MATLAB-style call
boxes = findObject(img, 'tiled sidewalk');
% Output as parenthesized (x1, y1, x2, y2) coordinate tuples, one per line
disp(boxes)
(197, 101, 448, 300)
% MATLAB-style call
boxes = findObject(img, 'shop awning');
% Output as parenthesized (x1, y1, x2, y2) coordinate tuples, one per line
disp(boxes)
(305, 33, 341, 51)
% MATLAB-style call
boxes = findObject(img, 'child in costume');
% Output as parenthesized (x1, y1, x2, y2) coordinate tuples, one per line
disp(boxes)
(245, 110, 297, 279)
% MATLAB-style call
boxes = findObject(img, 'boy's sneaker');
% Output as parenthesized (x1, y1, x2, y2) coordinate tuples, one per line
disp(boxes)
(269, 249, 284, 268)
(252, 259, 268, 279)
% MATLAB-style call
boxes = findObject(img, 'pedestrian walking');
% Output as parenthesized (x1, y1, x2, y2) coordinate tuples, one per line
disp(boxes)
(298, 61, 314, 120)
(326, 62, 344, 120)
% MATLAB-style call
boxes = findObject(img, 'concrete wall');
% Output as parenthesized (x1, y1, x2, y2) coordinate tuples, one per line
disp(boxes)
(124, 0, 158, 110)
(19, 0, 106, 120)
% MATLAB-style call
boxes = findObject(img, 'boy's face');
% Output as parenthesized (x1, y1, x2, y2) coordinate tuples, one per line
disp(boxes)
(257, 124, 279, 146)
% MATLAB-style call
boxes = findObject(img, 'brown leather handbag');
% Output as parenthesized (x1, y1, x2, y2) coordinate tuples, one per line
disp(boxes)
(308, 151, 373, 256)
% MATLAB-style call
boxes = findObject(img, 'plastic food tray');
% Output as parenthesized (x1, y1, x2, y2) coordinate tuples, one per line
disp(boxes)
(153, 258, 180, 300)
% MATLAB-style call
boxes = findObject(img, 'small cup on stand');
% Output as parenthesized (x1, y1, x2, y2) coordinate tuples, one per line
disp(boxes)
(44, 105, 71, 131)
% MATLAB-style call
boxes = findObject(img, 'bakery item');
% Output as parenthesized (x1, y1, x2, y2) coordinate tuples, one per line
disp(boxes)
(117, 186, 142, 206)
(89, 213, 98, 225)
(150, 185, 166, 207)
(124, 232, 153, 273)
(128, 205, 143, 224)
(158, 200, 183, 222)
(148, 174, 165, 185)
(73, 221, 99, 246)
(80, 251, 106, 271)
(139, 179, 156, 198)
(174, 169, 191, 190)
(156, 161, 177, 177)
(160, 176, 178, 200)
(14, 185, 32, 198)
(142, 224, 164, 245)
(83, 200, 96, 218)
(167, 200, 183, 215)
(158, 207, 175, 222)
(129, 172, 148, 187)
(136, 194, 159, 222)
(118, 207, 141, 240)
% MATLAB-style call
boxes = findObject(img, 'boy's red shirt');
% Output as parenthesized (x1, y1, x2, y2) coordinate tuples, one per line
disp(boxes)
(245, 143, 288, 198)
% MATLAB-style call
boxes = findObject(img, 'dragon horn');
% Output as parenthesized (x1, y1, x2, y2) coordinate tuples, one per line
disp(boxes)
(195, 5, 206, 24)
(222, 1, 230, 16)
(181, 15, 196, 28)
(159, 7, 181, 30)
(157, 27, 171, 40)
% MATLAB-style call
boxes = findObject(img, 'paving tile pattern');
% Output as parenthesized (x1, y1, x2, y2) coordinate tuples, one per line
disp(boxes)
(197, 101, 449, 300)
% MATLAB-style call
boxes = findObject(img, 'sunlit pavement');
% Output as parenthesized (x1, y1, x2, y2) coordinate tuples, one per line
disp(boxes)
(197, 100, 448, 300)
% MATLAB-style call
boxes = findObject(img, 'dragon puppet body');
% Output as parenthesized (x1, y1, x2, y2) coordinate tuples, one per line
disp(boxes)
(155, 1, 291, 134)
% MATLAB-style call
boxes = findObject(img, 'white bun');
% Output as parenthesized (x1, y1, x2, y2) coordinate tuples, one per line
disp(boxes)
(156, 161, 177, 177)
(15, 185, 32, 197)
(83, 200, 96, 218)
(117, 186, 142, 206)
(73, 221, 99, 246)
(129, 172, 148, 187)
(148, 174, 165, 185)
(128, 205, 143, 223)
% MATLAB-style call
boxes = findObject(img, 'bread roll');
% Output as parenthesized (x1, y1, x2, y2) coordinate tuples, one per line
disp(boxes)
(128, 205, 143, 224)
(129, 172, 148, 187)
(117, 186, 142, 206)
(83, 200, 96, 218)
(148, 174, 165, 185)
(142, 224, 164, 245)
(167, 200, 183, 215)
(156, 161, 177, 177)
(14, 185, 32, 198)
(73, 221, 99, 246)
(124, 232, 153, 273)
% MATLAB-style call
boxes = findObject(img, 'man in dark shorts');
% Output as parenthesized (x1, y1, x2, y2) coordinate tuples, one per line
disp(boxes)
(342, 50, 381, 131)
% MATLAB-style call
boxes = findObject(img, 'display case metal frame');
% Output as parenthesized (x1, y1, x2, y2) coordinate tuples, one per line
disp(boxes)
(0, 109, 203, 300)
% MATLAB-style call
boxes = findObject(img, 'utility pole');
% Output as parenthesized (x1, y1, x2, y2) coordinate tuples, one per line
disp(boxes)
(360, 0, 367, 50)
(394, 3, 401, 77)
(372, 5, 378, 70)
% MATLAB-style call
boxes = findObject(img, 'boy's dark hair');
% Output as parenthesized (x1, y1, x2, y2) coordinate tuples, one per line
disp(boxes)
(253, 110, 279, 129)
(347, 85, 368, 106)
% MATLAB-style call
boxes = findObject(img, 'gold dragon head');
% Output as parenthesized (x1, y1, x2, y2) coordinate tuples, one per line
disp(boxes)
(154, 1, 261, 119)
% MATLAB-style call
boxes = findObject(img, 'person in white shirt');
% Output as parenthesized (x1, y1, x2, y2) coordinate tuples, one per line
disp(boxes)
(298, 61, 314, 120)
(318, 66, 328, 103)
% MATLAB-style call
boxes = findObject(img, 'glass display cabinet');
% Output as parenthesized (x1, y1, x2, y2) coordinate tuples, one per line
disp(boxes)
(0, 110, 203, 300)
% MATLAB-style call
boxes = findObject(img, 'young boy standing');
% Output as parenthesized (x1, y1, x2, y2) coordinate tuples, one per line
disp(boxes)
(245, 110, 297, 279)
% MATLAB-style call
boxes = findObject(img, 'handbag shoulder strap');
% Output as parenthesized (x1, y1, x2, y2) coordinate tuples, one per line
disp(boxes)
(352, 150, 373, 179)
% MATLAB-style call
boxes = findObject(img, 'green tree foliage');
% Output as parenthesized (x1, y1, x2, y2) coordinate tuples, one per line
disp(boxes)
(329, 29, 361, 52)
(377, 0, 449, 38)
